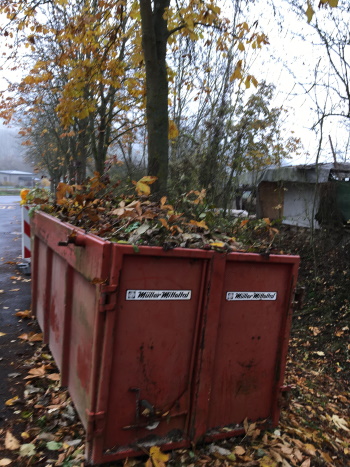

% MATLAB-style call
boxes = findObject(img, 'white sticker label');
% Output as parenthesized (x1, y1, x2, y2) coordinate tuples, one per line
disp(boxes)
(226, 292, 277, 301)
(126, 290, 192, 300)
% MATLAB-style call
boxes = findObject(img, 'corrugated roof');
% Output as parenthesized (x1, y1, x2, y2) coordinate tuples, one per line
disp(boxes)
(240, 163, 350, 186)
(0, 170, 35, 176)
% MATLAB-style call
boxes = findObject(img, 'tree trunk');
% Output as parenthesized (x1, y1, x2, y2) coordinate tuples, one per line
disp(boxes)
(139, 0, 170, 197)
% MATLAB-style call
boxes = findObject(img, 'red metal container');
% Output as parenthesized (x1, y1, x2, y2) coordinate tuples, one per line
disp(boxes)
(31, 211, 299, 465)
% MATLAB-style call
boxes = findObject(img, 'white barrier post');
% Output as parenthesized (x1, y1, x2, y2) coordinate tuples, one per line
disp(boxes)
(21, 205, 31, 261)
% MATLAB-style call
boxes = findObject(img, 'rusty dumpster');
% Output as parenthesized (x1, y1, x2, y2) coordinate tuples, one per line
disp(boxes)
(31, 211, 299, 465)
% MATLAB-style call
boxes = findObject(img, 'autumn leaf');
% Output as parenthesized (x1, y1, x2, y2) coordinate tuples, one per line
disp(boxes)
(5, 431, 20, 451)
(309, 326, 321, 336)
(303, 443, 317, 455)
(234, 445, 246, 456)
(210, 241, 225, 248)
(0, 332, 6, 337)
(19, 444, 36, 457)
(251, 76, 258, 87)
(56, 182, 73, 202)
(0, 459, 12, 466)
(46, 373, 61, 381)
(15, 310, 32, 319)
(187, 220, 208, 229)
(186, 189, 207, 205)
(159, 218, 169, 230)
(25, 365, 47, 378)
(168, 120, 179, 139)
(332, 414, 350, 431)
(243, 417, 257, 437)
(170, 225, 183, 235)
(168, 213, 182, 223)
(259, 456, 277, 467)
(133, 176, 157, 196)
(18, 332, 43, 342)
(268, 449, 283, 464)
(300, 459, 311, 467)
(306, 1, 314, 23)
(238, 41, 245, 52)
(320, 451, 334, 463)
(230, 60, 243, 81)
(160, 196, 173, 211)
(145, 446, 169, 467)
(5, 396, 19, 406)
(20, 189, 30, 205)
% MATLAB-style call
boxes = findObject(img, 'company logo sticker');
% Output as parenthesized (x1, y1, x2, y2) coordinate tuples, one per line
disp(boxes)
(226, 291, 277, 301)
(126, 290, 192, 300)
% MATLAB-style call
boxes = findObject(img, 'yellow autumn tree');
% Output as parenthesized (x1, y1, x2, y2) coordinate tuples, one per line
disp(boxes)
(0, 0, 269, 190)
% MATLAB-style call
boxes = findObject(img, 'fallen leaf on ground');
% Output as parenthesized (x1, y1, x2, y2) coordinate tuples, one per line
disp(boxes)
(0, 459, 12, 466)
(15, 310, 32, 319)
(18, 332, 43, 342)
(332, 415, 349, 431)
(0, 332, 6, 337)
(300, 459, 311, 467)
(259, 456, 277, 466)
(46, 373, 61, 381)
(145, 446, 170, 467)
(243, 418, 257, 437)
(234, 446, 246, 456)
(5, 431, 20, 450)
(46, 441, 62, 451)
(5, 396, 19, 406)
(25, 365, 47, 379)
(19, 444, 36, 457)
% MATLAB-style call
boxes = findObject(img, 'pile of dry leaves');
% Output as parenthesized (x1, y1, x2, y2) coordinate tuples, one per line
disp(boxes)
(20, 174, 279, 254)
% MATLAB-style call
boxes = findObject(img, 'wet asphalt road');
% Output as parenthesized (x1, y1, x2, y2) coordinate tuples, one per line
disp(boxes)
(0, 196, 35, 426)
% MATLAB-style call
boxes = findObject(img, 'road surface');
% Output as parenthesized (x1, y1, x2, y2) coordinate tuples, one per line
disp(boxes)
(0, 195, 35, 426)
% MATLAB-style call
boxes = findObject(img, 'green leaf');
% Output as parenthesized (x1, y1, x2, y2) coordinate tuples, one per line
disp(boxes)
(125, 222, 140, 233)
(46, 441, 62, 451)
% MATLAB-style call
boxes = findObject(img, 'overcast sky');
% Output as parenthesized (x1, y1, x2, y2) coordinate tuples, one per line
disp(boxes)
(246, 1, 349, 166)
